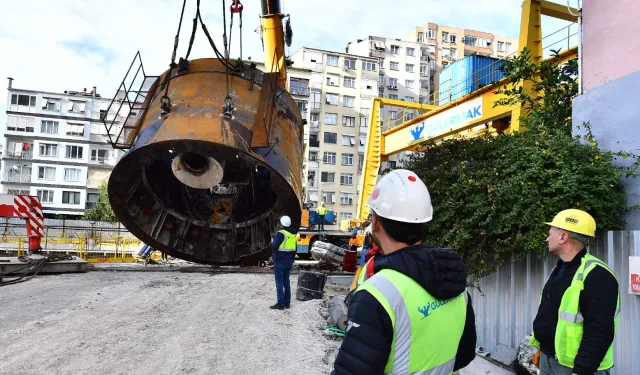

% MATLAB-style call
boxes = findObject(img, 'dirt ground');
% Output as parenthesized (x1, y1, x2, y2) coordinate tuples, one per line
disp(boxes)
(0, 271, 332, 375)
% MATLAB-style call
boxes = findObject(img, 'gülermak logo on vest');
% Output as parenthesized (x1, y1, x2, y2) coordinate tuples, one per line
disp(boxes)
(409, 98, 483, 142)
(418, 294, 463, 319)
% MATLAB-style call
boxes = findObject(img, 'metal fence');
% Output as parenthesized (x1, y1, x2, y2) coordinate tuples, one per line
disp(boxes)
(470, 231, 640, 375)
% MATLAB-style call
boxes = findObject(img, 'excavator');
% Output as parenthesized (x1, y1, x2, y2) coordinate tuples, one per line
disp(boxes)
(102, 0, 305, 265)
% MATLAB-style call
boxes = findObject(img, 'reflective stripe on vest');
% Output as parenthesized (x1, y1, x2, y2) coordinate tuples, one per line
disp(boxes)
(530, 254, 619, 371)
(355, 258, 374, 288)
(358, 269, 467, 375)
(278, 230, 297, 252)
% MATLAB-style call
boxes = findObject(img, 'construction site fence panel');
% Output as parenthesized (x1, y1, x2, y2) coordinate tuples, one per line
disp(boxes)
(0, 218, 139, 239)
(470, 230, 640, 375)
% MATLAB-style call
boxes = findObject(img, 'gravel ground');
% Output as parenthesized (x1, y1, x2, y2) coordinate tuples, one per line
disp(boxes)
(0, 272, 331, 375)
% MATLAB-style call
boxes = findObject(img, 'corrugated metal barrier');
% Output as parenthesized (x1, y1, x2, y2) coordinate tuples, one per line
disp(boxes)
(470, 231, 640, 375)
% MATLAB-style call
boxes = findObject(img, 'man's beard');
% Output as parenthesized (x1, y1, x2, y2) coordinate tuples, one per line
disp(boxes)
(371, 232, 382, 252)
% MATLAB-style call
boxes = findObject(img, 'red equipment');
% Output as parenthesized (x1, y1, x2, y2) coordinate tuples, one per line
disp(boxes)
(0, 194, 44, 252)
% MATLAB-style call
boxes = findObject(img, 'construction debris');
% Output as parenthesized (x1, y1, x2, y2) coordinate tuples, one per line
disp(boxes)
(327, 295, 348, 331)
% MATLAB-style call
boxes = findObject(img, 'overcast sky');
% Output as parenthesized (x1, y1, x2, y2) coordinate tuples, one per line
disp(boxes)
(0, 0, 577, 127)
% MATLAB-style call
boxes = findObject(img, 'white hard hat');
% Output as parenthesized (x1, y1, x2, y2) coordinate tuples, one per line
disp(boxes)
(366, 169, 433, 223)
(280, 216, 291, 227)
(365, 224, 372, 234)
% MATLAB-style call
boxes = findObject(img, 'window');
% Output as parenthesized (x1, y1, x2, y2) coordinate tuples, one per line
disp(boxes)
(420, 64, 428, 76)
(427, 29, 436, 39)
(390, 62, 399, 71)
(344, 76, 355, 88)
(497, 41, 505, 52)
(326, 93, 339, 105)
(65, 145, 83, 159)
(339, 212, 353, 221)
(342, 134, 355, 146)
(343, 95, 355, 108)
(324, 113, 338, 125)
(99, 109, 107, 120)
(309, 134, 320, 147)
(62, 191, 81, 205)
(37, 167, 55, 180)
(389, 94, 399, 100)
(417, 32, 424, 42)
(68, 100, 86, 113)
(86, 193, 99, 208)
(64, 168, 82, 182)
(419, 95, 426, 104)
(321, 172, 335, 184)
(362, 61, 377, 71)
(390, 45, 400, 54)
(322, 191, 336, 204)
(42, 98, 60, 111)
(405, 96, 415, 102)
(388, 78, 398, 86)
(11, 94, 36, 106)
(405, 113, 415, 121)
(358, 155, 364, 171)
(344, 58, 356, 70)
(479, 38, 492, 48)
(91, 149, 109, 162)
(40, 120, 58, 134)
(6, 115, 35, 132)
(450, 34, 457, 44)
(405, 64, 414, 73)
(442, 62, 449, 69)
(327, 55, 339, 66)
(464, 35, 477, 46)
(406, 47, 415, 57)
(340, 173, 353, 186)
(290, 78, 309, 95)
(311, 91, 321, 107)
(324, 132, 337, 144)
(37, 190, 54, 203)
(307, 190, 319, 202)
(341, 153, 354, 166)
(295, 99, 307, 113)
(428, 45, 436, 54)
(390, 111, 399, 120)
(389, 161, 397, 169)
(326, 74, 339, 86)
(505, 42, 512, 53)
(429, 61, 436, 69)
(66, 124, 84, 136)
(360, 117, 368, 128)
(309, 151, 318, 161)
(364, 80, 376, 90)
(442, 31, 449, 42)
(323, 152, 336, 164)
(39, 143, 57, 157)
(340, 192, 354, 205)
(342, 116, 356, 127)
(405, 80, 415, 89)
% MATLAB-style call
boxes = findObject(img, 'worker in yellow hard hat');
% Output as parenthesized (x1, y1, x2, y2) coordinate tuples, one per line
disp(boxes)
(530, 209, 620, 375)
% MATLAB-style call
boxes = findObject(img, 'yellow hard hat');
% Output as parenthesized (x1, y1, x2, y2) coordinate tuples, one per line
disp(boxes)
(545, 209, 596, 237)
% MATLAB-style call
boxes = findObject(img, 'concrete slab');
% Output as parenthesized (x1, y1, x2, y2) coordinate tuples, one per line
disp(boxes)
(0, 255, 87, 275)
(457, 356, 514, 375)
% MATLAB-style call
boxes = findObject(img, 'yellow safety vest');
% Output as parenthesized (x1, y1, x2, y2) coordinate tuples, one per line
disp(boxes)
(317, 206, 328, 215)
(355, 258, 374, 288)
(358, 269, 467, 375)
(277, 229, 297, 252)
(530, 254, 620, 370)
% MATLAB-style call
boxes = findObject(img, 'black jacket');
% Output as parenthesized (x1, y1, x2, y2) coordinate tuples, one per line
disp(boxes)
(332, 244, 477, 375)
(532, 249, 619, 375)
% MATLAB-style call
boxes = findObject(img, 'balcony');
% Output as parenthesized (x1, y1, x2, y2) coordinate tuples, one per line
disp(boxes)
(369, 49, 385, 59)
(5, 150, 33, 160)
(89, 157, 114, 166)
(309, 140, 320, 148)
(310, 102, 321, 113)
(309, 121, 320, 133)
(307, 161, 319, 170)
(86, 201, 96, 209)
(420, 55, 429, 61)
(2, 173, 32, 183)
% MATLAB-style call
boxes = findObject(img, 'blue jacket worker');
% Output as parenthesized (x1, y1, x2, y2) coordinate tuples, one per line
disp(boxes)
(270, 215, 298, 310)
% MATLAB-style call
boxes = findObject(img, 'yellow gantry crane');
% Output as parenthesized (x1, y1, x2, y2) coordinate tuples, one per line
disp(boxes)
(357, 0, 580, 220)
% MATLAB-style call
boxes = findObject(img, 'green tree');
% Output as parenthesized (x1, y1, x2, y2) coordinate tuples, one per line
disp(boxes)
(83, 181, 118, 222)
(403, 49, 637, 280)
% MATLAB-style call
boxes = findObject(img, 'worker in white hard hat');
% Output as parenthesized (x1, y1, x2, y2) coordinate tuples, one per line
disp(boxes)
(332, 169, 477, 375)
(269, 215, 298, 310)
(317, 201, 328, 231)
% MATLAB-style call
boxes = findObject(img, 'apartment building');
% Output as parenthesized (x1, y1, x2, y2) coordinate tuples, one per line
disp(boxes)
(289, 47, 380, 225)
(403, 23, 518, 103)
(1, 78, 123, 217)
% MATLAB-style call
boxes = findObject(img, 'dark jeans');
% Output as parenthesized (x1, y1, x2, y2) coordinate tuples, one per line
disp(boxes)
(274, 259, 294, 306)
(319, 215, 325, 230)
(539, 353, 610, 375)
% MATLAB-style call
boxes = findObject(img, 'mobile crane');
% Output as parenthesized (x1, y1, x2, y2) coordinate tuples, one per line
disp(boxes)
(102, 0, 303, 265)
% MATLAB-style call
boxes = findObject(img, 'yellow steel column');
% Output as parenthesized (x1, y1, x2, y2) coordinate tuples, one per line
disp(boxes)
(357, 98, 383, 221)
(261, 0, 286, 87)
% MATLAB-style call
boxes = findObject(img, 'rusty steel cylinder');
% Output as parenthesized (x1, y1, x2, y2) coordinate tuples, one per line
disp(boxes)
(108, 58, 304, 265)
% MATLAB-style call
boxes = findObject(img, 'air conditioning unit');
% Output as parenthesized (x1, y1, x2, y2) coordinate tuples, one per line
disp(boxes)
(387, 85, 398, 90)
